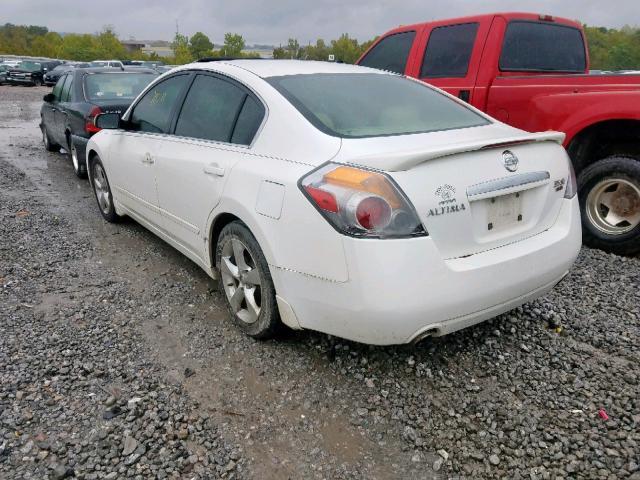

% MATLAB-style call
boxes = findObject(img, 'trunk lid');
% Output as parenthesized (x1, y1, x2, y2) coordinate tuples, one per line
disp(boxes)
(337, 124, 570, 259)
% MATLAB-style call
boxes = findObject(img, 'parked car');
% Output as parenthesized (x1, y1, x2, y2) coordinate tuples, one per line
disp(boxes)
(0, 64, 9, 85)
(357, 12, 640, 256)
(86, 60, 581, 345)
(44, 63, 90, 86)
(90, 60, 124, 69)
(6, 60, 62, 86)
(40, 67, 157, 178)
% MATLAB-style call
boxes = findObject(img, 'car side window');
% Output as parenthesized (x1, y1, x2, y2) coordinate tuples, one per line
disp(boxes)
(60, 75, 73, 102)
(358, 31, 416, 75)
(129, 74, 191, 134)
(420, 23, 479, 78)
(52, 75, 66, 100)
(231, 96, 265, 145)
(175, 74, 259, 144)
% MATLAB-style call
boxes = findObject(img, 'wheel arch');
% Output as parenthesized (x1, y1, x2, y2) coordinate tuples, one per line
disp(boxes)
(567, 119, 640, 174)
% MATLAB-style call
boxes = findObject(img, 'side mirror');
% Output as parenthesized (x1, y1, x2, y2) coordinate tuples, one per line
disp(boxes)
(43, 93, 55, 103)
(94, 113, 120, 130)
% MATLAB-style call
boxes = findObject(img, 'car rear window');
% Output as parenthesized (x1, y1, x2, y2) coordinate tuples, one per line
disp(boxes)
(358, 31, 416, 75)
(500, 21, 586, 72)
(267, 73, 489, 138)
(84, 73, 156, 101)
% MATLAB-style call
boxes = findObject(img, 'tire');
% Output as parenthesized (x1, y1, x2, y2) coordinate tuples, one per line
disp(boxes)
(34, 78, 43, 87)
(89, 155, 120, 222)
(215, 221, 282, 339)
(578, 156, 640, 256)
(68, 137, 87, 179)
(41, 123, 59, 152)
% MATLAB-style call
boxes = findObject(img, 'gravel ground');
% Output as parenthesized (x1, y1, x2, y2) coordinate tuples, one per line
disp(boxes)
(0, 85, 639, 479)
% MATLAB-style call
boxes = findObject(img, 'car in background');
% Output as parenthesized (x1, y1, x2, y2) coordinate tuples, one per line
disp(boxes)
(40, 67, 157, 178)
(86, 60, 581, 345)
(90, 60, 124, 69)
(6, 60, 62, 86)
(44, 63, 90, 86)
(0, 64, 9, 85)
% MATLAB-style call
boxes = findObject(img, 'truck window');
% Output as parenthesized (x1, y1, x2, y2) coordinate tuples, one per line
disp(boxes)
(500, 21, 586, 73)
(421, 23, 479, 78)
(358, 31, 416, 75)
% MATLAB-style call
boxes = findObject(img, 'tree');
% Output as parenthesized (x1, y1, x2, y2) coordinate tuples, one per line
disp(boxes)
(331, 33, 361, 64)
(31, 32, 63, 58)
(171, 33, 193, 64)
(189, 31, 213, 59)
(286, 38, 301, 59)
(222, 33, 245, 57)
(95, 26, 126, 59)
(58, 34, 100, 61)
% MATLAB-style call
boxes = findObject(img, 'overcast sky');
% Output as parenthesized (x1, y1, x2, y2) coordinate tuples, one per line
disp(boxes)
(4, 0, 639, 45)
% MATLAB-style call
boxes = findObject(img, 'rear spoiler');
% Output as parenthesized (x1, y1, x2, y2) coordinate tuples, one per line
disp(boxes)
(350, 131, 565, 172)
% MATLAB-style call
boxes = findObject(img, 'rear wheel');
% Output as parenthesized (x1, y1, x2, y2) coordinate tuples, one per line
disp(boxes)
(89, 155, 120, 222)
(578, 156, 640, 256)
(68, 137, 87, 179)
(215, 222, 281, 339)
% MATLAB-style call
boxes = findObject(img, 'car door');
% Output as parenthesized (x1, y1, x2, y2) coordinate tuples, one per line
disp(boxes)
(43, 76, 65, 137)
(107, 73, 192, 229)
(51, 75, 73, 149)
(53, 74, 73, 147)
(154, 72, 266, 261)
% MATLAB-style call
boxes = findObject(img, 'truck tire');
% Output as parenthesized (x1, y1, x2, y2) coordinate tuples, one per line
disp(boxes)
(578, 156, 640, 256)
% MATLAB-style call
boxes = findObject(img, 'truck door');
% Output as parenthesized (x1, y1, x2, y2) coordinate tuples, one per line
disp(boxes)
(412, 21, 489, 108)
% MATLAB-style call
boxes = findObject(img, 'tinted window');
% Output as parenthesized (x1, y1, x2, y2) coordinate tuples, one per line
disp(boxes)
(60, 75, 73, 102)
(52, 76, 66, 100)
(268, 73, 489, 138)
(358, 31, 416, 75)
(129, 74, 190, 133)
(175, 75, 246, 143)
(231, 96, 264, 145)
(85, 73, 156, 101)
(421, 23, 478, 78)
(500, 21, 586, 72)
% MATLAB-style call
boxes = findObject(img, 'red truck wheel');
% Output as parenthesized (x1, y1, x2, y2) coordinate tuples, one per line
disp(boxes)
(578, 156, 640, 256)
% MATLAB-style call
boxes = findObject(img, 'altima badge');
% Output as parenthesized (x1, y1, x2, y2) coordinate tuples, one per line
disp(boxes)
(502, 150, 519, 172)
(428, 184, 466, 217)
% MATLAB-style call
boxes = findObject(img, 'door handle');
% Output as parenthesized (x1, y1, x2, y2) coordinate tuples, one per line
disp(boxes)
(203, 163, 225, 177)
(141, 152, 154, 164)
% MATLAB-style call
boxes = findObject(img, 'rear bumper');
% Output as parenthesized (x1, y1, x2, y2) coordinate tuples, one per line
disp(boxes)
(272, 197, 582, 345)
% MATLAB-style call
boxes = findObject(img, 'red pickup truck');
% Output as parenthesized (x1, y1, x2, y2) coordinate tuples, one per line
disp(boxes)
(357, 12, 640, 255)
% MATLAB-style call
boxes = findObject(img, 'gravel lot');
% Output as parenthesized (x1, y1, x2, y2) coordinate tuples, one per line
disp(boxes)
(0, 85, 639, 480)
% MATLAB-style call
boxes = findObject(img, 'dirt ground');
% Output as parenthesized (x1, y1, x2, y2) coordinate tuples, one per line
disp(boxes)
(1, 85, 638, 480)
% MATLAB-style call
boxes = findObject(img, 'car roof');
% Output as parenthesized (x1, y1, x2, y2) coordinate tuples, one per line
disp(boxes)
(72, 67, 157, 74)
(181, 59, 387, 79)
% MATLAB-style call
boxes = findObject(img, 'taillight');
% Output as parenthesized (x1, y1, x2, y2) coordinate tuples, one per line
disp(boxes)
(564, 157, 577, 199)
(85, 106, 103, 134)
(300, 163, 427, 238)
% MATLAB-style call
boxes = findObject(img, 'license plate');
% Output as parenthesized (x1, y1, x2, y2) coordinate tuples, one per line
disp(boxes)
(487, 192, 522, 230)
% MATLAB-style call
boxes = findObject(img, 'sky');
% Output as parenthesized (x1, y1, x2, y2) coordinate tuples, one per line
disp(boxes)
(3, 0, 639, 45)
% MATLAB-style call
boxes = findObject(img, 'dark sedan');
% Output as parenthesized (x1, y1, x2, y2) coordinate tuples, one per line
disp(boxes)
(40, 67, 158, 178)
(44, 63, 90, 86)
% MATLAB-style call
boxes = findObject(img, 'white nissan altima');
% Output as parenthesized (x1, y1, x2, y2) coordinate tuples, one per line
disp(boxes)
(86, 59, 581, 345)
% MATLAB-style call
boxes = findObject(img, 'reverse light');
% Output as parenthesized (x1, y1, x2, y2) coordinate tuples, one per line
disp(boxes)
(85, 106, 103, 134)
(300, 163, 427, 238)
(564, 158, 577, 199)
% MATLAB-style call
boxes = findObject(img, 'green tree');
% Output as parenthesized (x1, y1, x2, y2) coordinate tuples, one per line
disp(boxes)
(222, 33, 245, 57)
(58, 34, 100, 61)
(95, 26, 126, 59)
(31, 31, 63, 57)
(330, 33, 361, 64)
(189, 31, 213, 59)
(171, 33, 193, 64)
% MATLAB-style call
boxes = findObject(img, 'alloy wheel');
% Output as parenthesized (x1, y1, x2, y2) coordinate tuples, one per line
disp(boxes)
(71, 143, 79, 172)
(586, 177, 640, 235)
(220, 237, 263, 325)
(92, 163, 111, 215)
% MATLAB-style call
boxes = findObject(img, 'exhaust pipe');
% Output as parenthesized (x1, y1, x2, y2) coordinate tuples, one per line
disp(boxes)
(411, 327, 440, 346)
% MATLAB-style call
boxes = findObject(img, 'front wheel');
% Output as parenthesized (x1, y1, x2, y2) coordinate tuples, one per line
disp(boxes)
(578, 156, 640, 256)
(215, 222, 281, 339)
(41, 124, 59, 152)
(89, 155, 120, 222)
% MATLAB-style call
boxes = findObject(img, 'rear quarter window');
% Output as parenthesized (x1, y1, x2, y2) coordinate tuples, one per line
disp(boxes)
(421, 23, 479, 78)
(358, 31, 416, 75)
(500, 21, 586, 72)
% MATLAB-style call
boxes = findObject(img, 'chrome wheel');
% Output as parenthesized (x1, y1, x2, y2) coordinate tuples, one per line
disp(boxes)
(92, 163, 111, 215)
(586, 178, 640, 235)
(220, 237, 262, 325)
(71, 143, 79, 172)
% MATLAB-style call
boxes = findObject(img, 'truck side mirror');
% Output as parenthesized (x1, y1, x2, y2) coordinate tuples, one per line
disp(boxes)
(43, 93, 55, 103)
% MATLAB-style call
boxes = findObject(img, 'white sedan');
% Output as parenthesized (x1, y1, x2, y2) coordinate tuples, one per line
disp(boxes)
(87, 60, 581, 345)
